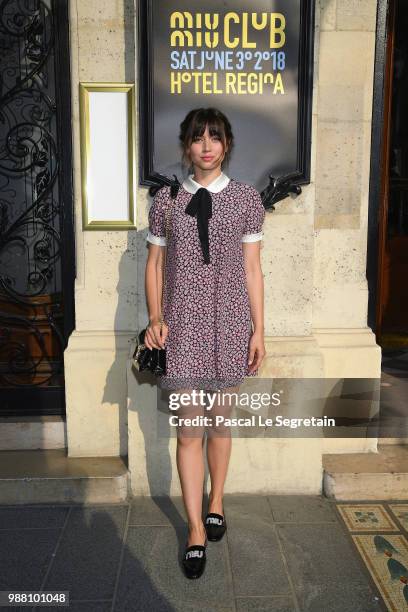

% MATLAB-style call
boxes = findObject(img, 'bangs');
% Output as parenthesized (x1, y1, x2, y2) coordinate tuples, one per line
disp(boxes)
(189, 111, 226, 143)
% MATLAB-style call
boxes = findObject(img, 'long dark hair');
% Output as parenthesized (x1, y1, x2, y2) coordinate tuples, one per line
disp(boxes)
(179, 108, 234, 170)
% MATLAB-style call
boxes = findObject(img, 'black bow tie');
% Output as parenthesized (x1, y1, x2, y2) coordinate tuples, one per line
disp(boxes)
(185, 187, 212, 264)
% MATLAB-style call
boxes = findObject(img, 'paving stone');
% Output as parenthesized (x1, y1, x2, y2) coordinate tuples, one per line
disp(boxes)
(115, 525, 234, 610)
(235, 597, 295, 611)
(0, 497, 390, 611)
(0, 505, 69, 529)
(44, 506, 127, 600)
(267, 495, 338, 523)
(129, 496, 186, 526)
(0, 529, 59, 590)
(223, 496, 290, 597)
(36, 603, 112, 612)
(223, 495, 274, 522)
(276, 523, 382, 610)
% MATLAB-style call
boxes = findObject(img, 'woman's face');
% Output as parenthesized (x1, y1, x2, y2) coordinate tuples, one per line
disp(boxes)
(187, 124, 227, 172)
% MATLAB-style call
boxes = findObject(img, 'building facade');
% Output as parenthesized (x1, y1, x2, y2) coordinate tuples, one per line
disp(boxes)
(2, 0, 403, 499)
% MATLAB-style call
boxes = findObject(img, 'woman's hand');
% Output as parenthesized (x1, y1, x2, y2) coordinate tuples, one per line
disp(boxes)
(247, 330, 265, 373)
(144, 319, 169, 350)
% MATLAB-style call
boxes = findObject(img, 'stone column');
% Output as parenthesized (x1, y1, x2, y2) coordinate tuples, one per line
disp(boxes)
(65, 0, 137, 456)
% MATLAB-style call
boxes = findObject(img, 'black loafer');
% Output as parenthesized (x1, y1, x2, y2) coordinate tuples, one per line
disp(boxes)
(205, 512, 227, 541)
(182, 536, 208, 579)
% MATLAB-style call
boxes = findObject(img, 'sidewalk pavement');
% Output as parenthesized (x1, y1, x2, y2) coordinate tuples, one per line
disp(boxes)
(1, 495, 399, 611)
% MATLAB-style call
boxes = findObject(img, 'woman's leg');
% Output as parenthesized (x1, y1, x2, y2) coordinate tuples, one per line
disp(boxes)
(174, 387, 207, 546)
(206, 385, 239, 515)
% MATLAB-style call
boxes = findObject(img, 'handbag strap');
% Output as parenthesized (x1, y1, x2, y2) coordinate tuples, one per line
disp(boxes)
(158, 190, 176, 329)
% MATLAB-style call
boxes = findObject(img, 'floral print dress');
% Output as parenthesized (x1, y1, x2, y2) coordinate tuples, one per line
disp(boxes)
(146, 171, 265, 391)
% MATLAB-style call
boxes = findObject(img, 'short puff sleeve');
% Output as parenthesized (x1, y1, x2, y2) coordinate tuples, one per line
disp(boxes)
(146, 187, 169, 246)
(242, 187, 265, 243)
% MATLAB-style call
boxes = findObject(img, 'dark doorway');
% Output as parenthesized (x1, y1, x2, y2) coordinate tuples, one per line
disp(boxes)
(0, 0, 75, 416)
(376, 0, 408, 347)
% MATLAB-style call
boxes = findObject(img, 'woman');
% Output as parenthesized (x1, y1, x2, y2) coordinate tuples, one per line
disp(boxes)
(144, 107, 265, 579)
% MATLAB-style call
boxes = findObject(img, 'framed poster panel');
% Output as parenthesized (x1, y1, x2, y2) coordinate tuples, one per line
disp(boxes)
(79, 83, 136, 229)
(138, 1, 315, 205)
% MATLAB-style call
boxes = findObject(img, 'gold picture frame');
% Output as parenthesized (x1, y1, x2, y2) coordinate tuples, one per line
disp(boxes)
(79, 83, 136, 230)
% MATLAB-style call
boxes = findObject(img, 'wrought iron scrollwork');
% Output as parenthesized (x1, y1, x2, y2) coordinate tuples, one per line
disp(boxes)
(148, 170, 302, 213)
(148, 172, 181, 199)
(260, 174, 302, 211)
(0, 0, 65, 394)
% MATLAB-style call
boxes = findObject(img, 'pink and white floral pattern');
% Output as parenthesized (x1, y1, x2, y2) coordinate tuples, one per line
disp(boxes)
(146, 174, 265, 391)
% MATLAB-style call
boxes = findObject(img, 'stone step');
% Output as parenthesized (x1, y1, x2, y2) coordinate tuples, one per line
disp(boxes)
(323, 444, 408, 500)
(0, 416, 66, 451)
(0, 449, 129, 504)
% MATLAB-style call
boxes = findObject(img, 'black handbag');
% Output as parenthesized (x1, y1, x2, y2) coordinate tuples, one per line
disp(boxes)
(132, 186, 177, 375)
(132, 327, 166, 375)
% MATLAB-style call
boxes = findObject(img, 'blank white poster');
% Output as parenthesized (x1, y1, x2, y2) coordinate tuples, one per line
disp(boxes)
(87, 91, 129, 222)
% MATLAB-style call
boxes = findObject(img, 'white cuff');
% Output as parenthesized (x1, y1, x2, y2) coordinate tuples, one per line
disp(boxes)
(241, 231, 263, 243)
(146, 231, 166, 246)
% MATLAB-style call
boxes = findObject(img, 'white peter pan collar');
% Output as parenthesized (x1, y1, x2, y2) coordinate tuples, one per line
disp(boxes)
(182, 171, 230, 194)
